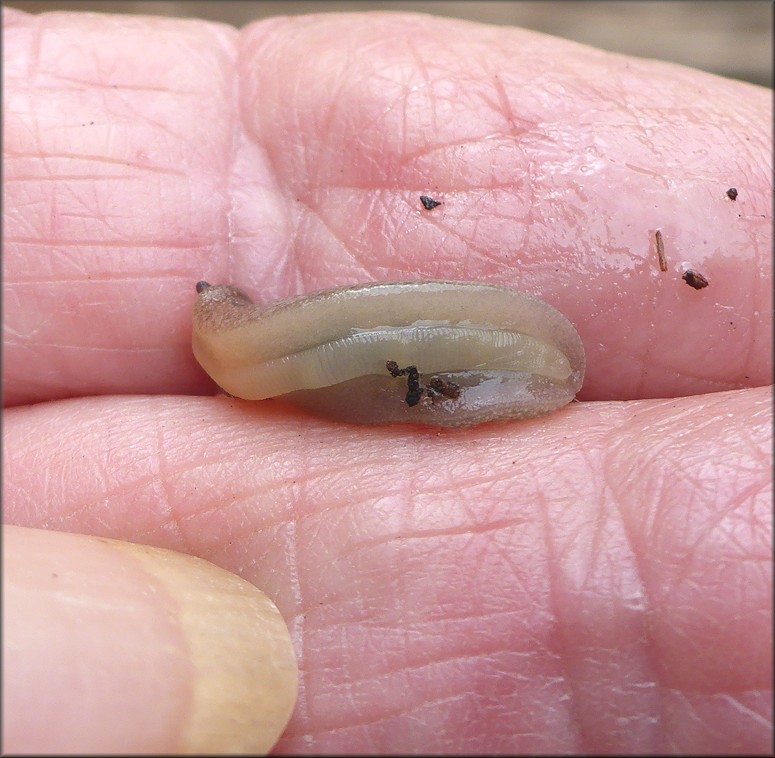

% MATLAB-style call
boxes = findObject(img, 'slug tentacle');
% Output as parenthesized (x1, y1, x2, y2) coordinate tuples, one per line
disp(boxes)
(192, 280, 585, 427)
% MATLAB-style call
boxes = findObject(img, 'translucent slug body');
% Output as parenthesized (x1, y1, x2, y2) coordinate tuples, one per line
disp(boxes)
(192, 280, 585, 427)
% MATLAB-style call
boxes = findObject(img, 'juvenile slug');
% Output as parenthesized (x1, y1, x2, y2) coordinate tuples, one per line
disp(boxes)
(192, 280, 585, 427)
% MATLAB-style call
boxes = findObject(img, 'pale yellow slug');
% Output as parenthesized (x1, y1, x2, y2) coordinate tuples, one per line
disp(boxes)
(192, 280, 585, 427)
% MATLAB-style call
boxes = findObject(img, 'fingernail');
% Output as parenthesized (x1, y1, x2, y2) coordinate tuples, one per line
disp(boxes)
(5, 526, 297, 754)
(113, 540, 298, 754)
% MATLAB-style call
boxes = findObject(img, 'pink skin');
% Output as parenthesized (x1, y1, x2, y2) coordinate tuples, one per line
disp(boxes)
(2, 7, 772, 754)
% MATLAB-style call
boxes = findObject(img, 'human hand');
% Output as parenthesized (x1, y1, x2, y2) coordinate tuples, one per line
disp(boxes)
(3, 7, 771, 754)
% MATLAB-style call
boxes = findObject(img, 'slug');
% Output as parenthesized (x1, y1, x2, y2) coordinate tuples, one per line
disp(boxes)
(192, 280, 585, 427)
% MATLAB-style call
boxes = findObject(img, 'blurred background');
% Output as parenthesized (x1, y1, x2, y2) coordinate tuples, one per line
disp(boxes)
(6, 1, 773, 87)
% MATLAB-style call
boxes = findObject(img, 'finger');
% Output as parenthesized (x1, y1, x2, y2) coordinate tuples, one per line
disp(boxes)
(3, 10, 771, 406)
(2, 8, 237, 405)
(2, 525, 297, 754)
(3, 389, 771, 753)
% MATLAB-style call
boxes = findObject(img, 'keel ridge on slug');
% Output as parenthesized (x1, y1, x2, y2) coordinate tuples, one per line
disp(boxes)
(192, 280, 585, 428)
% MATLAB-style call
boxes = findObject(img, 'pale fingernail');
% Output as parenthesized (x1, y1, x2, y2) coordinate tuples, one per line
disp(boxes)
(112, 540, 298, 754)
(5, 527, 297, 753)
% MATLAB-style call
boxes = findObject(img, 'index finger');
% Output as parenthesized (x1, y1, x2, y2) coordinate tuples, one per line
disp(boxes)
(3, 9, 771, 407)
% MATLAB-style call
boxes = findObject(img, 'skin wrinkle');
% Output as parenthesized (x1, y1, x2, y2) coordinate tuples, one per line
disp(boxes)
(35, 75, 199, 95)
(13, 403, 232, 527)
(299, 191, 383, 275)
(303, 702, 434, 744)
(288, 205, 345, 292)
(371, 683, 507, 738)
(603, 397, 770, 698)
(310, 540, 540, 623)
(26, 7, 42, 80)
(176, 481, 294, 530)
(296, 180, 536, 192)
(6, 150, 193, 174)
(397, 461, 525, 502)
(400, 135, 517, 166)
(716, 692, 772, 729)
(582, 493, 619, 593)
(387, 69, 411, 160)
(6, 343, 170, 353)
(740, 279, 761, 378)
(609, 336, 735, 395)
(42, 162, 122, 237)
(46, 482, 144, 529)
(306, 647, 546, 735)
(536, 490, 592, 750)
(276, 466, 395, 511)
(593, 428, 667, 749)
(284, 517, 312, 745)
(472, 530, 528, 603)
(220, 29, 239, 283)
(328, 607, 534, 631)
(452, 192, 519, 259)
(325, 649, 530, 698)
(670, 502, 765, 597)
(38, 473, 114, 532)
(6, 174, 164, 182)
(272, 33, 528, 276)
(603, 415, 676, 546)
(9, 274, 199, 286)
(392, 201, 459, 269)
(6, 239, 214, 249)
(674, 493, 736, 568)
(9, 31, 233, 314)
(319, 509, 524, 550)
(404, 37, 433, 125)
(153, 420, 192, 552)
(733, 480, 772, 533)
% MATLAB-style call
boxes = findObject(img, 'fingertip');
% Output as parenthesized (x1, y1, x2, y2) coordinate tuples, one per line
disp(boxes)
(116, 538, 299, 754)
(3, 526, 298, 754)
